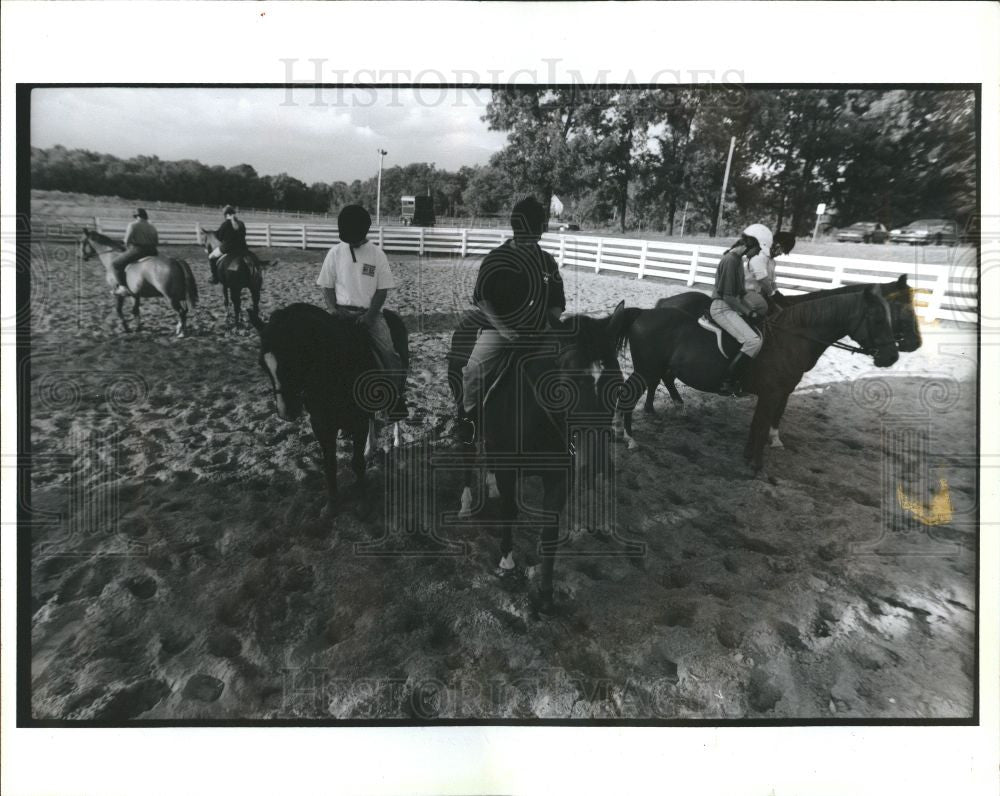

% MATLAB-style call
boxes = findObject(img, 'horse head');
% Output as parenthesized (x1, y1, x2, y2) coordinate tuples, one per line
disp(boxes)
(884, 274, 923, 353)
(250, 307, 306, 421)
(542, 301, 628, 426)
(855, 285, 900, 368)
(78, 228, 97, 261)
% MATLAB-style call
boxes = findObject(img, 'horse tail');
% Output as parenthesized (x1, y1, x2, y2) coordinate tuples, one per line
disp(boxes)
(178, 258, 199, 307)
(616, 307, 644, 354)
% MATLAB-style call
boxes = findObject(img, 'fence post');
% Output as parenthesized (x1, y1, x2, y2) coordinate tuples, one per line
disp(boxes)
(379, 226, 384, 247)
(94, 216, 101, 233)
(193, 222, 200, 244)
(301, 225, 307, 250)
(266, 224, 272, 248)
(637, 240, 648, 280)
(419, 227, 425, 256)
(461, 228, 468, 257)
(926, 267, 949, 322)
(558, 235, 566, 268)
(686, 247, 699, 286)
(498, 230, 504, 247)
(595, 238, 603, 273)
(830, 261, 844, 288)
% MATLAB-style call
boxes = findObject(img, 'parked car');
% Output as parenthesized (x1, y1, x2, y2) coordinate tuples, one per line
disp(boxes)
(551, 221, 581, 232)
(890, 219, 959, 245)
(836, 222, 890, 244)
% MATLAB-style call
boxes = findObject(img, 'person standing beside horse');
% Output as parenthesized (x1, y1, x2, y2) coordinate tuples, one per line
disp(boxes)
(317, 204, 408, 420)
(111, 208, 159, 294)
(710, 223, 774, 395)
(208, 205, 249, 284)
(457, 196, 565, 444)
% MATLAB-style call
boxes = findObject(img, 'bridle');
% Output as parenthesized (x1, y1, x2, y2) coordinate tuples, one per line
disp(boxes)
(764, 299, 895, 358)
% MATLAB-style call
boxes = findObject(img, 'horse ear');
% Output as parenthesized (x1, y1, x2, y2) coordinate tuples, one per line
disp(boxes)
(247, 309, 266, 333)
(896, 274, 908, 287)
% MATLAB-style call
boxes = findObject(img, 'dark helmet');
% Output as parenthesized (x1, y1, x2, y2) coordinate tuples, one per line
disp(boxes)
(338, 204, 372, 245)
(773, 231, 796, 255)
(134, 208, 148, 220)
(223, 205, 237, 217)
(510, 196, 546, 237)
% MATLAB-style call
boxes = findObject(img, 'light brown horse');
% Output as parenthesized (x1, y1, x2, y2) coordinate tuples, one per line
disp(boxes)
(79, 229, 199, 337)
(196, 226, 265, 328)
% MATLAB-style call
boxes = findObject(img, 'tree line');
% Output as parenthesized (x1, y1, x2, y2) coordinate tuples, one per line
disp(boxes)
(31, 87, 975, 236)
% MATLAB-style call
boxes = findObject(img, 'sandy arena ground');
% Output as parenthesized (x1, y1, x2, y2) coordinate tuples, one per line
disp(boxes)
(27, 242, 978, 720)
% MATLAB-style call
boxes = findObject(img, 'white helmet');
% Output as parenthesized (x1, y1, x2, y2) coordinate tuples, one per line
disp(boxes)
(742, 223, 773, 258)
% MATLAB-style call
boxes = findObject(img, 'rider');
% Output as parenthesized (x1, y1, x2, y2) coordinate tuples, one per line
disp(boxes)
(710, 223, 773, 395)
(316, 204, 408, 420)
(209, 205, 249, 284)
(457, 196, 566, 444)
(111, 208, 159, 293)
(744, 230, 796, 316)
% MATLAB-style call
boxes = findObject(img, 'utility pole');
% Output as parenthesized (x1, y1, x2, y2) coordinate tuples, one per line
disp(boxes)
(679, 200, 689, 237)
(375, 148, 388, 227)
(716, 136, 736, 237)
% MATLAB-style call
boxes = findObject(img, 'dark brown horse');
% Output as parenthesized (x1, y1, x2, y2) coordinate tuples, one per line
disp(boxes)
(447, 303, 629, 613)
(617, 287, 900, 471)
(249, 303, 408, 518)
(647, 275, 922, 413)
(197, 226, 264, 328)
(79, 229, 199, 337)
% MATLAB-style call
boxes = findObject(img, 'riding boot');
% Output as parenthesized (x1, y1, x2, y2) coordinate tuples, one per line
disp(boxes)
(113, 265, 131, 295)
(718, 352, 750, 396)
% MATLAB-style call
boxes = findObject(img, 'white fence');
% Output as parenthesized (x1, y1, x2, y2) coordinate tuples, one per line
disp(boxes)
(40, 216, 977, 324)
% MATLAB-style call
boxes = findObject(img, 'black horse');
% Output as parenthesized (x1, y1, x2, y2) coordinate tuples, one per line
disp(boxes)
(647, 274, 921, 411)
(249, 303, 409, 517)
(447, 303, 629, 613)
(617, 286, 900, 471)
(198, 226, 264, 328)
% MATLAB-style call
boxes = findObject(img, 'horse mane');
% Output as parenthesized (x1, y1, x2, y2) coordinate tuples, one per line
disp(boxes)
(774, 289, 871, 328)
(88, 231, 125, 251)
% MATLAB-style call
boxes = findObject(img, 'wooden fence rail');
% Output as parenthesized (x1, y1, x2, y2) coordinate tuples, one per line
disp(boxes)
(36, 216, 977, 324)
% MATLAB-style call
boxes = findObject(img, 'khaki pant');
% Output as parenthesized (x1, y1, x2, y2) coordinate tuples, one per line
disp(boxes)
(710, 299, 762, 357)
(338, 308, 405, 395)
(461, 329, 508, 414)
(111, 245, 157, 281)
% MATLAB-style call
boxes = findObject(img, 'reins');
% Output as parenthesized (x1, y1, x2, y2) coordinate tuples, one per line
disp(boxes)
(762, 303, 883, 357)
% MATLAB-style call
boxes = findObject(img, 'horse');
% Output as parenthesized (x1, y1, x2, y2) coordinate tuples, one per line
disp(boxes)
(647, 274, 922, 412)
(616, 286, 900, 472)
(78, 229, 199, 337)
(447, 302, 630, 613)
(248, 303, 409, 518)
(196, 226, 264, 327)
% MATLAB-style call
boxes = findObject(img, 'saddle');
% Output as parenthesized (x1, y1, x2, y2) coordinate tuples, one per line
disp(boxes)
(697, 312, 764, 359)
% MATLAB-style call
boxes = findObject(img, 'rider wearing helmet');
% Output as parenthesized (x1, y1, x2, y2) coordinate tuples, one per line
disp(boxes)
(209, 205, 249, 284)
(316, 204, 407, 420)
(111, 208, 159, 293)
(744, 230, 796, 316)
(710, 223, 773, 395)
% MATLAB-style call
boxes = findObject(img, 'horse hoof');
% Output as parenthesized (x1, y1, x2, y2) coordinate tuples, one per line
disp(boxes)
(457, 507, 472, 519)
(626, 439, 639, 451)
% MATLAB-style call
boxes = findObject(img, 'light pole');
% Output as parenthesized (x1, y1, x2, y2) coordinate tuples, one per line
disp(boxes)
(375, 148, 388, 227)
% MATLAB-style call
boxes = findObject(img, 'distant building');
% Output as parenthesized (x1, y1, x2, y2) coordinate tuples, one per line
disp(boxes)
(550, 195, 564, 218)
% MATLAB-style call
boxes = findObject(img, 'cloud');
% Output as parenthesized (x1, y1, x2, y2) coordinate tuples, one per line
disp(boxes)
(31, 88, 507, 183)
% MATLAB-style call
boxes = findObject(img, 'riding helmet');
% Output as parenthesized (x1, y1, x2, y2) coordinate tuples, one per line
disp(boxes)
(338, 204, 372, 245)
(223, 205, 237, 217)
(742, 223, 773, 257)
(134, 208, 148, 220)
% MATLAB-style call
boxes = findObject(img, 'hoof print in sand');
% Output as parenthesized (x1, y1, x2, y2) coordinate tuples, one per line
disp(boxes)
(183, 674, 225, 703)
(747, 668, 783, 713)
(124, 575, 158, 600)
(92, 678, 171, 721)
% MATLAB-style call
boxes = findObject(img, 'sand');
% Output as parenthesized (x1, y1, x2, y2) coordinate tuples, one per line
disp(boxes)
(28, 243, 977, 720)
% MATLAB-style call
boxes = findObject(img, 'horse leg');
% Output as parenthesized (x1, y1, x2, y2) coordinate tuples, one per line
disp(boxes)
(745, 394, 777, 472)
(313, 418, 340, 520)
(116, 294, 131, 333)
(493, 469, 518, 578)
(352, 424, 373, 518)
(616, 373, 643, 450)
(232, 288, 243, 329)
(662, 373, 684, 409)
(222, 282, 231, 321)
(769, 393, 791, 448)
(132, 296, 142, 332)
(537, 470, 568, 614)
(171, 298, 187, 337)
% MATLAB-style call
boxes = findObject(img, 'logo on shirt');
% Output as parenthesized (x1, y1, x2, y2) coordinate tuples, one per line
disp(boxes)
(362, 263, 376, 278)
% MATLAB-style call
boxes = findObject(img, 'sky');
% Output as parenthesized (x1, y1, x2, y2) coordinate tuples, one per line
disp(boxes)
(31, 87, 510, 184)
